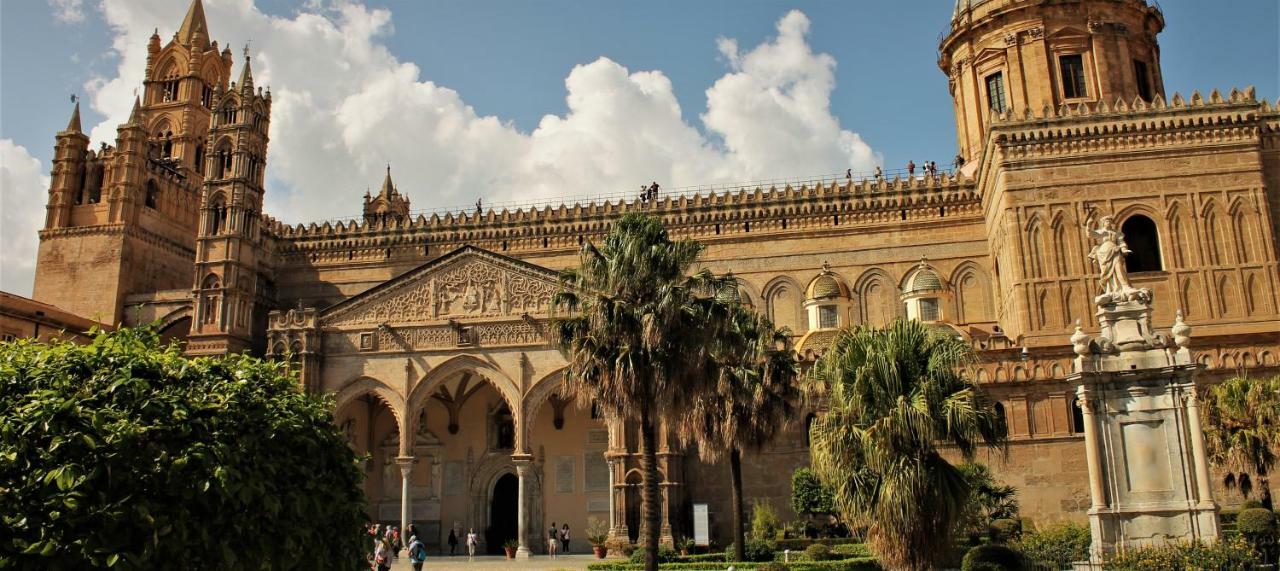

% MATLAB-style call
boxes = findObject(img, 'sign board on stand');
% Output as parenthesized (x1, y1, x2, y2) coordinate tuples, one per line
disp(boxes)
(692, 503, 710, 547)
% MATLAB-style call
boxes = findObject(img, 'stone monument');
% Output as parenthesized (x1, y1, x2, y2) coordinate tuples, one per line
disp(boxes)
(1069, 216, 1219, 565)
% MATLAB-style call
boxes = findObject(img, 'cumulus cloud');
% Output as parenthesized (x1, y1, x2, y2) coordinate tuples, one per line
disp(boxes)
(48, 0, 86, 24)
(78, 0, 877, 224)
(0, 140, 50, 294)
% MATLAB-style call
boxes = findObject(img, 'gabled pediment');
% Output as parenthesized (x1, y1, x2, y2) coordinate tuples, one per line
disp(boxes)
(320, 246, 560, 328)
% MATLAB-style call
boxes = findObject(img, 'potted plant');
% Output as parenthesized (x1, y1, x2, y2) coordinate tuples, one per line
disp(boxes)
(503, 538, 519, 559)
(678, 537, 696, 556)
(586, 516, 610, 559)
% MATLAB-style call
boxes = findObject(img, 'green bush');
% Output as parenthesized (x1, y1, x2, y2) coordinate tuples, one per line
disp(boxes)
(792, 468, 836, 516)
(587, 558, 881, 570)
(629, 545, 679, 564)
(0, 329, 366, 569)
(1104, 536, 1257, 570)
(774, 537, 859, 551)
(988, 518, 1022, 543)
(758, 563, 790, 571)
(753, 499, 782, 541)
(1238, 508, 1278, 564)
(1241, 499, 1265, 510)
(1013, 521, 1090, 569)
(805, 543, 837, 561)
(725, 539, 776, 562)
(961, 544, 1023, 571)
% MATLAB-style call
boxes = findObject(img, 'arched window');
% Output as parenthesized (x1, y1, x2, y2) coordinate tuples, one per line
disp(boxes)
(194, 145, 204, 175)
(161, 131, 173, 159)
(208, 194, 228, 235)
(993, 402, 1008, 437)
(1122, 215, 1162, 272)
(200, 274, 221, 325)
(1071, 398, 1086, 434)
(215, 145, 233, 179)
(144, 180, 160, 209)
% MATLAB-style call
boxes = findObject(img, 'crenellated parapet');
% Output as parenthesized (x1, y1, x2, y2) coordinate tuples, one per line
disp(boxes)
(267, 174, 979, 263)
(987, 87, 1271, 162)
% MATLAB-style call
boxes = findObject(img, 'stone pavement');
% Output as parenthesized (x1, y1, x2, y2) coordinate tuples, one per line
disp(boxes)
(389, 554, 605, 570)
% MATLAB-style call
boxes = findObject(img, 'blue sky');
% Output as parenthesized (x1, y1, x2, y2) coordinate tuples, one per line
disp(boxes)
(0, 0, 1277, 295)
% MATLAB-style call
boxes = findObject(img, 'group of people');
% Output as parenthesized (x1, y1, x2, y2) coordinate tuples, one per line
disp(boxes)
(905, 160, 941, 178)
(638, 181, 660, 203)
(546, 522, 571, 557)
(368, 523, 428, 571)
(445, 527, 480, 558)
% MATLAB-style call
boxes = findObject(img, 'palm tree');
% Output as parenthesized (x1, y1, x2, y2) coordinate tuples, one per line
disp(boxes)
(807, 319, 1005, 571)
(552, 213, 736, 571)
(1201, 375, 1280, 508)
(680, 299, 800, 561)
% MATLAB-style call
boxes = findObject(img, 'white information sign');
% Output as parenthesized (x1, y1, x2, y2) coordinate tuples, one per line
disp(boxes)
(692, 503, 710, 547)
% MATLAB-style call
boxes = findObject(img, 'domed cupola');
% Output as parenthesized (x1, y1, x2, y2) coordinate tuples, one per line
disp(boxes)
(804, 263, 851, 331)
(901, 259, 951, 323)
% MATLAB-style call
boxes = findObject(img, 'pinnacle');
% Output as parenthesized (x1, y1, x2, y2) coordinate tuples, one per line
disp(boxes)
(128, 95, 142, 124)
(238, 47, 254, 91)
(177, 0, 210, 50)
(65, 101, 82, 133)
(380, 165, 395, 197)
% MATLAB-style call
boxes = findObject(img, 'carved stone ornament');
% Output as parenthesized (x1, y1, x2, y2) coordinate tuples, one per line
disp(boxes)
(322, 246, 559, 328)
(1086, 216, 1150, 306)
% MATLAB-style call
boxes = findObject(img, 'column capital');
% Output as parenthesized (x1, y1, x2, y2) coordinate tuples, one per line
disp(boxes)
(396, 455, 414, 474)
(510, 453, 534, 464)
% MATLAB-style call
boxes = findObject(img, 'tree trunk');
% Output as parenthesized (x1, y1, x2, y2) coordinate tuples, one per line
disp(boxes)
(730, 447, 745, 562)
(639, 409, 661, 571)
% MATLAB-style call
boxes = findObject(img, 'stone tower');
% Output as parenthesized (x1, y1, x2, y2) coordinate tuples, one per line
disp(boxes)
(187, 50, 274, 356)
(32, 0, 232, 324)
(939, 0, 1166, 164)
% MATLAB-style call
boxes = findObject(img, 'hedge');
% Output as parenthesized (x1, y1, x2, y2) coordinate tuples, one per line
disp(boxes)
(774, 537, 860, 551)
(587, 557, 880, 571)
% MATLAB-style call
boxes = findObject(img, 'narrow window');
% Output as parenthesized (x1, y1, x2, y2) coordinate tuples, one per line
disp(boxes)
(919, 298, 940, 322)
(985, 72, 1008, 113)
(194, 145, 204, 174)
(144, 181, 160, 209)
(1072, 398, 1086, 434)
(1133, 59, 1152, 101)
(1121, 215, 1162, 272)
(1059, 54, 1088, 99)
(818, 305, 838, 329)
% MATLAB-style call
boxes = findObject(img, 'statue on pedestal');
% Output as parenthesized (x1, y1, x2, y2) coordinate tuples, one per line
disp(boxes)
(1086, 216, 1149, 305)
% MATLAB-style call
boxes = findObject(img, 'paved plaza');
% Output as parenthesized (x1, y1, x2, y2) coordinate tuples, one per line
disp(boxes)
(389, 554, 605, 570)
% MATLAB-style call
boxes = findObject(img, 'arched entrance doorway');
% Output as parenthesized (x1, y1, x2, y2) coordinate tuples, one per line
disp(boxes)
(625, 472, 642, 543)
(487, 473, 518, 554)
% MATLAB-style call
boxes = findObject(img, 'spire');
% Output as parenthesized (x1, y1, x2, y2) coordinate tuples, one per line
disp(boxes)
(128, 95, 143, 124)
(177, 0, 210, 50)
(65, 101, 82, 133)
(238, 46, 254, 92)
(379, 164, 395, 197)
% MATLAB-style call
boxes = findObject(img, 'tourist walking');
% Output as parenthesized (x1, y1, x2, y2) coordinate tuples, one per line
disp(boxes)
(466, 528, 478, 560)
(560, 523, 570, 554)
(447, 529, 458, 555)
(407, 534, 427, 571)
(547, 521, 559, 557)
(906, 160, 915, 176)
(373, 536, 393, 571)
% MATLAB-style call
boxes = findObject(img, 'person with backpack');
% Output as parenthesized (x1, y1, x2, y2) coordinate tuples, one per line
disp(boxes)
(372, 536, 392, 571)
(407, 534, 427, 571)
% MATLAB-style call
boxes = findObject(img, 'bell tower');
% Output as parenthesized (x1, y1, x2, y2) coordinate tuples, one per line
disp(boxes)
(939, 0, 1166, 163)
(187, 50, 273, 355)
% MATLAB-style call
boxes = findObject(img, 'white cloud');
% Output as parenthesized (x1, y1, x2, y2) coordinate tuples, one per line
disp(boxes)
(78, 0, 878, 224)
(0, 140, 50, 295)
(48, 0, 86, 24)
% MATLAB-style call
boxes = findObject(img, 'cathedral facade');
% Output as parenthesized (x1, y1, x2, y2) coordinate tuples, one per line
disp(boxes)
(26, 0, 1280, 553)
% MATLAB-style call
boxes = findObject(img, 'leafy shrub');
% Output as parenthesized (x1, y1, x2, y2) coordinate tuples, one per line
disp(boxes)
(1238, 508, 1278, 564)
(774, 537, 858, 551)
(758, 563, 790, 571)
(588, 559, 881, 571)
(1013, 521, 1090, 569)
(753, 499, 782, 541)
(805, 543, 836, 561)
(725, 539, 776, 562)
(1241, 499, 1265, 510)
(628, 545, 679, 564)
(961, 544, 1023, 571)
(1104, 536, 1257, 570)
(792, 468, 836, 516)
(0, 329, 366, 569)
(988, 518, 1022, 543)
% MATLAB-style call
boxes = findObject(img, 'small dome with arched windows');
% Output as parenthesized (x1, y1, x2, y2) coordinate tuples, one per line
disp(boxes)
(806, 263, 850, 300)
(903, 259, 947, 295)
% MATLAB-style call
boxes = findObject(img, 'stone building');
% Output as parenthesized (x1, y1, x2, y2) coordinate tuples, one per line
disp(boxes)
(21, 0, 1280, 553)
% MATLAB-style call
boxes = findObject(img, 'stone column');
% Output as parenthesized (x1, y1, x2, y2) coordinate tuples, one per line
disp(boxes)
(514, 455, 533, 559)
(1076, 388, 1107, 510)
(1183, 392, 1215, 504)
(396, 456, 414, 554)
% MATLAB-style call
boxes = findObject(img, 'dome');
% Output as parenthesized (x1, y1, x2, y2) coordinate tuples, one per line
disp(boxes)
(953, 0, 994, 19)
(903, 260, 946, 295)
(806, 263, 849, 300)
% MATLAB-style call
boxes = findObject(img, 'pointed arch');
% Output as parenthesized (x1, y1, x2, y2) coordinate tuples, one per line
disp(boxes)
(1061, 285, 1077, 329)
(1201, 200, 1225, 266)
(406, 355, 522, 449)
(1026, 215, 1045, 279)
(1229, 199, 1261, 264)
(950, 261, 994, 324)
(333, 376, 406, 438)
(763, 276, 805, 333)
(1036, 289, 1051, 328)
(1166, 202, 1190, 268)
(1180, 277, 1201, 319)
(1049, 211, 1074, 276)
(1245, 274, 1264, 314)
(1216, 274, 1239, 317)
(854, 268, 898, 328)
